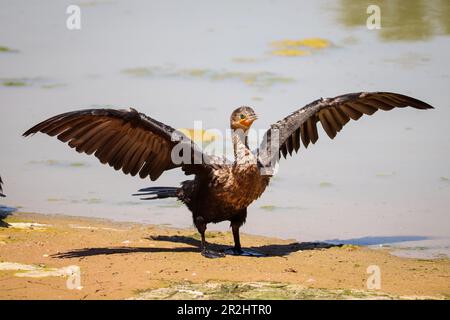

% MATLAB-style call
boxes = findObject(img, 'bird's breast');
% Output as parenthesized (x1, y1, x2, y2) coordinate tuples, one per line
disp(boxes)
(209, 159, 270, 210)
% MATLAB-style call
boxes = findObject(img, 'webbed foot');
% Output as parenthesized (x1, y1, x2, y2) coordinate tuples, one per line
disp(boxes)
(201, 249, 225, 259)
(224, 247, 266, 257)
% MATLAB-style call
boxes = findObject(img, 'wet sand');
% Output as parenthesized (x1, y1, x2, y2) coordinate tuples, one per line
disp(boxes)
(0, 212, 448, 300)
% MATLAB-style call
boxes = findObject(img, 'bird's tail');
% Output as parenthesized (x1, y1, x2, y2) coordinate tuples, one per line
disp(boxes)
(132, 186, 179, 200)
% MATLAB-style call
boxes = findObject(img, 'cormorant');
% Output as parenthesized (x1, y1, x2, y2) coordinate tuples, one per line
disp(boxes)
(23, 92, 433, 258)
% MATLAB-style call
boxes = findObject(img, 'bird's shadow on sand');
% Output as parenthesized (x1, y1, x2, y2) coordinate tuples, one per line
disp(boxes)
(52, 234, 432, 259)
(52, 235, 340, 259)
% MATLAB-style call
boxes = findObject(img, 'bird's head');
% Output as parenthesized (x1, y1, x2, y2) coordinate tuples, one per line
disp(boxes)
(230, 106, 258, 131)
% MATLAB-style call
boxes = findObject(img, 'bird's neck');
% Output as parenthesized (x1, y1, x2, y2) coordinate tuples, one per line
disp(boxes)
(232, 129, 250, 162)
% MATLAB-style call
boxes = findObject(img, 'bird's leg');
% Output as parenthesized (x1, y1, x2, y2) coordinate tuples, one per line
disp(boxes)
(231, 223, 243, 254)
(195, 217, 224, 259)
(224, 222, 266, 257)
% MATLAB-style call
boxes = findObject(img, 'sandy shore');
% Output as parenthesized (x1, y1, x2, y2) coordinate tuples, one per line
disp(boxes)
(0, 212, 449, 300)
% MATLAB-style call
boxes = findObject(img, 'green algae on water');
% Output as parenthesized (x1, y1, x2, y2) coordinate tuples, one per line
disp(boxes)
(122, 66, 295, 88)
(319, 182, 333, 188)
(0, 46, 19, 53)
(3, 81, 27, 87)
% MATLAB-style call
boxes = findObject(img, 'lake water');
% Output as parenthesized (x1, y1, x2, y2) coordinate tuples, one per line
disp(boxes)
(1, 0, 449, 258)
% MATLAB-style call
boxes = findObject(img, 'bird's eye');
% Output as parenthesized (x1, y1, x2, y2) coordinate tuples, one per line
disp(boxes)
(240, 114, 245, 120)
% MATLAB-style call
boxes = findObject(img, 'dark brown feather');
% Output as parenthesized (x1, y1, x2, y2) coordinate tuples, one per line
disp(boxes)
(122, 130, 145, 175)
(348, 102, 378, 115)
(340, 105, 363, 120)
(364, 98, 394, 111)
(285, 136, 293, 156)
(300, 124, 310, 148)
(323, 109, 342, 132)
(331, 107, 350, 126)
(292, 128, 301, 152)
(318, 111, 336, 139)
(140, 152, 158, 179)
(307, 117, 319, 144)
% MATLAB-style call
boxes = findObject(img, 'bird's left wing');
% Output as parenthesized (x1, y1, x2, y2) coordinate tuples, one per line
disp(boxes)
(257, 92, 434, 171)
(23, 108, 213, 181)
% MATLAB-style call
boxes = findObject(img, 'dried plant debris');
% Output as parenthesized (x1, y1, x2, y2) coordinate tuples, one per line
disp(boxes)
(131, 281, 405, 300)
(0, 262, 82, 290)
(7, 222, 49, 230)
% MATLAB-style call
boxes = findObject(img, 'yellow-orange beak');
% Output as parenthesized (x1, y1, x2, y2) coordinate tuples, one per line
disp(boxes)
(240, 115, 258, 127)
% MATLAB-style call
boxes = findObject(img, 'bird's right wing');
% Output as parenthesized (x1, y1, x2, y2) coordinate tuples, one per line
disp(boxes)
(257, 92, 434, 171)
(23, 108, 217, 181)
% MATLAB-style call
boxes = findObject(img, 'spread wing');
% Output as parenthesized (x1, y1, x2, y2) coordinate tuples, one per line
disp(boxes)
(257, 92, 434, 169)
(0, 175, 4, 197)
(23, 108, 214, 181)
